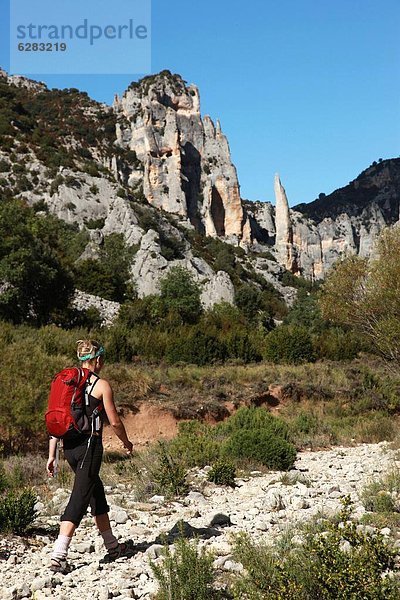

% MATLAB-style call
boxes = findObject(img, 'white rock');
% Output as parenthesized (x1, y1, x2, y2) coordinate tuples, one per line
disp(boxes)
(149, 495, 165, 504)
(30, 577, 51, 592)
(145, 544, 164, 559)
(223, 560, 244, 573)
(114, 510, 129, 525)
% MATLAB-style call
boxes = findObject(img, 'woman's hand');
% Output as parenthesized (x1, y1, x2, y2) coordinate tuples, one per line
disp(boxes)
(124, 440, 133, 453)
(124, 441, 133, 454)
(47, 457, 56, 477)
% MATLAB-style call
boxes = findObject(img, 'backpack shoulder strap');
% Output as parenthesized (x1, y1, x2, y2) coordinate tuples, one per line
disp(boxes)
(84, 372, 101, 407)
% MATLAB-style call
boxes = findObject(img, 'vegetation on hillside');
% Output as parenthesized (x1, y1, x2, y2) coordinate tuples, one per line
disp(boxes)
(0, 74, 116, 170)
(319, 227, 400, 367)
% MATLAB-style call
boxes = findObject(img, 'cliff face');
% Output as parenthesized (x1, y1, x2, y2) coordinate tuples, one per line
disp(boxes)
(1, 66, 399, 306)
(113, 71, 249, 243)
(249, 159, 400, 279)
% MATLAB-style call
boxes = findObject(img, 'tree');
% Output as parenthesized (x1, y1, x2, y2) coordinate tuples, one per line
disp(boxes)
(0, 198, 74, 325)
(235, 283, 262, 322)
(319, 228, 400, 366)
(263, 324, 315, 364)
(160, 266, 202, 325)
(73, 233, 137, 303)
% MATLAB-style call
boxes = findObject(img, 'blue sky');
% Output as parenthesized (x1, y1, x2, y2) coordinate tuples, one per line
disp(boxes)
(1, 0, 399, 205)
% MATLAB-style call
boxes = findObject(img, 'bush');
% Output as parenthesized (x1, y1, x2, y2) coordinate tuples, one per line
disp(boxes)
(0, 464, 7, 492)
(263, 325, 315, 364)
(168, 422, 221, 468)
(362, 469, 400, 514)
(0, 337, 64, 453)
(0, 488, 37, 534)
(302, 498, 400, 599)
(0, 198, 75, 326)
(105, 325, 134, 363)
(152, 442, 189, 498)
(232, 498, 400, 599)
(151, 535, 219, 600)
(160, 266, 202, 325)
(73, 233, 136, 303)
(224, 429, 296, 471)
(218, 406, 290, 440)
(363, 487, 397, 513)
(207, 459, 236, 487)
(225, 331, 262, 362)
(314, 327, 363, 361)
(235, 284, 263, 322)
(85, 217, 105, 229)
(166, 329, 227, 365)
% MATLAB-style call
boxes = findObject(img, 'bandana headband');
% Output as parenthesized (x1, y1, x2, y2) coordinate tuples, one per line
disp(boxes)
(78, 346, 105, 362)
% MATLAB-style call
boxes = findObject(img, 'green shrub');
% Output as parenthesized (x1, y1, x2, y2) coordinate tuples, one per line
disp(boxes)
(302, 498, 399, 599)
(207, 459, 236, 487)
(0, 464, 7, 492)
(362, 470, 400, 513)
(151, 535, 219, 600)
(224, 429, 296, 471)
(363, 487, 397, 513)
(85, 217, 105, 229)
(218, 406, 290, 440)
(225, 331, 262, 362)
(73, 233, 136, 302)
(0, 159, 10, 172)
(314, 327, 363, 361)
(232, 532, 301, 599)
(168, 422, 221, 468)
(289, 411, 319, 436)
(0, 338, 65, 453)
(105, 325, 134, 363)
(160, 266, 203, 325)
(166, 329, 227, 365)
(235, 283, 263, 322)
(263, 325, 315, 364)
(152, 442, 189, 498)
(89, 184, 99, 195)
(0, 198, 75, 326)
(0, 488, 37, 534)
(232, 498, 400, 599)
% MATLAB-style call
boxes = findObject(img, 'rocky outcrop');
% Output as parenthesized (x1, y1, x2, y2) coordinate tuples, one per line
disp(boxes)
(274, 174, 297, 272)
(72, 291, 120, 326)
(248, 159, 400, 279)
(114, 71, 249, 243)
(2, 69, 399, 298)
(200, 271, 235, 309)
(0, 67, 47, 92)
(131, 230, 236, 308)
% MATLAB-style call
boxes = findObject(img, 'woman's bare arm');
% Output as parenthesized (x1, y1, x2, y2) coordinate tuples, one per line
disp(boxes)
(101, 380, 133, 452)
(46, 437, 58, 477)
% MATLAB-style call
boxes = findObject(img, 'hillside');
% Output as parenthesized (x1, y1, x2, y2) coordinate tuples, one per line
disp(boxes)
(0, 67, 399, 321)
(294, 158, 400, 223)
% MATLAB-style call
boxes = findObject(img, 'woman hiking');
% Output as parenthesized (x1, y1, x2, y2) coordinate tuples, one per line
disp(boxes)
(46, 339, 133, 574)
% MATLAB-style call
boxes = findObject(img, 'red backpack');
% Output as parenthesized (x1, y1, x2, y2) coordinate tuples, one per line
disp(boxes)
(45, 367, 102, 439)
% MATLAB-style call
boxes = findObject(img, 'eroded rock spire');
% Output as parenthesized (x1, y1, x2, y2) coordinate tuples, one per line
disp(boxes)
(274, 173, 296, 271)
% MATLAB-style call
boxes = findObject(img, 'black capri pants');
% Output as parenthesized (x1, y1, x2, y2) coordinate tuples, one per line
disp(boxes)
(61, 435, 109, 526)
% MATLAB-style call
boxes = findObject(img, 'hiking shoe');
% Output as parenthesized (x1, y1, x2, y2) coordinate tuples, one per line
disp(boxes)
(50, 557, 71, 574)
(101, 540, 135, 563)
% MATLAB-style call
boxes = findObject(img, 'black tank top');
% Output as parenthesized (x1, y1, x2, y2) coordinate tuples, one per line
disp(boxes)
(63, 375, 104, 448)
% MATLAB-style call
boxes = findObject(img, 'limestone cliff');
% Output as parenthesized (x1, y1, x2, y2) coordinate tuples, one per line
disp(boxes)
(113, 71, 249, 243)
(249, 159, 400, 279)
(1, 66, 399, 308)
